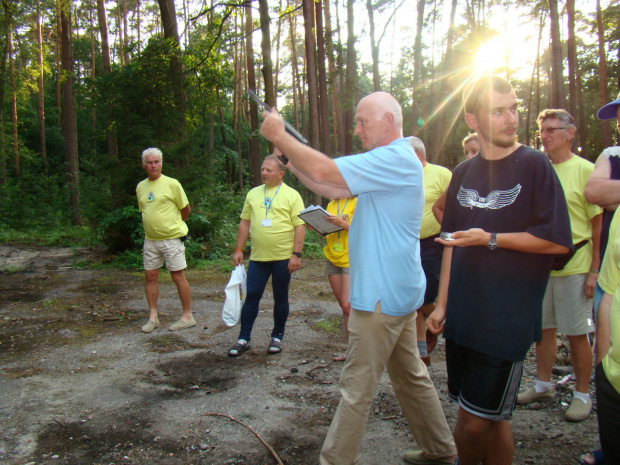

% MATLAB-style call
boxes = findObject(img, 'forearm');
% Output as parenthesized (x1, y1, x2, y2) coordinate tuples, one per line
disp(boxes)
(585, 178, 620, 208)
(180, 204, 191, 222)
(292, 225, 305, 253)
(497, 232, 569, 254)
(590, 214, 603, 271)
(261, 110, 347, 188)
(435, 246, 453, 309)
(288, 162, 352, 199)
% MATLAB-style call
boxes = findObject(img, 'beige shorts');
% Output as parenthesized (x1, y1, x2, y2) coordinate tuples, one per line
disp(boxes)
(143, 238, 187, 271)
(324, 259, 349, 276)
(542, 273, 594, 335)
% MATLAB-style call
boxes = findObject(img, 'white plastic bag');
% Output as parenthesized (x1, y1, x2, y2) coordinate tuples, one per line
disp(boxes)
(222, 265, 247, 326)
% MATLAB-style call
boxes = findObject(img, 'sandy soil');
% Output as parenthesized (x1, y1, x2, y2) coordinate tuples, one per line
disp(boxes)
(0, 244, 600, 464)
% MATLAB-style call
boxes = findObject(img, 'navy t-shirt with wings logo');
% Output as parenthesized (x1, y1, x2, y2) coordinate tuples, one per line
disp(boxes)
(441, 145, 572, 361)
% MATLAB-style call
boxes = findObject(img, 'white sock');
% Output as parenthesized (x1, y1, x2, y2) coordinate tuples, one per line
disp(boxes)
(272, 338, 281, 342)
(237, 338, 247, 345)
(573, 390, 590, 404)
(535, 380, 552, 393)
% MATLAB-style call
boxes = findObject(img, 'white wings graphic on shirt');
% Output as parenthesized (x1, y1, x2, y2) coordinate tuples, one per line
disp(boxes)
(457, 184, 521, 210)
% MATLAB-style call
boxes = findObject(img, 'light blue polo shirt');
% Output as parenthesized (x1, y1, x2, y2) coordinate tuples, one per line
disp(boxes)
(335, 137, 426, 316)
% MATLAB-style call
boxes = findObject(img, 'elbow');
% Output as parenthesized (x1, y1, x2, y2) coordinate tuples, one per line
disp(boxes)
(551, 245, 570, 255)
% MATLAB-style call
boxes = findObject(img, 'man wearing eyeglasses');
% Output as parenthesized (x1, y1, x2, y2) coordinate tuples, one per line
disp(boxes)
(517, 109, 602, 422)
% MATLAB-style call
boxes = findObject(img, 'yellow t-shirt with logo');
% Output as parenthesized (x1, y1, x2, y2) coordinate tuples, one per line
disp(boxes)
(136, 174, 189, 241)
(420, 163, 451, 239)
(241, 182, 305, 261)
(551, 155, 602, 276)
(597, 209, 620, 394)
(323, 197, 357, 268)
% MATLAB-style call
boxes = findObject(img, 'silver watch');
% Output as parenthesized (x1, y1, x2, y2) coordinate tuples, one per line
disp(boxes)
(486, 232, 498, 251)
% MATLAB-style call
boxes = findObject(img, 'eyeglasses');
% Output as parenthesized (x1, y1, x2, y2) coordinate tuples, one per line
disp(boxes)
(536, 127, 568, 136)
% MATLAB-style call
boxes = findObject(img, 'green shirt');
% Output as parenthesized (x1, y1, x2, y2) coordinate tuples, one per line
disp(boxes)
(551, 155, 602, 276)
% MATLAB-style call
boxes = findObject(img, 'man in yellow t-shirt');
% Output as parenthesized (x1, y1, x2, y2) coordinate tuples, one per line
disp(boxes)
(228, 155, 305, 357)
(136, 148, 194, 333)
(410, 136, 451, 366)
(518, 109, 603, 422)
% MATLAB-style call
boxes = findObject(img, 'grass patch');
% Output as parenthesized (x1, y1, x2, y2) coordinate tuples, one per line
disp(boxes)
(314, 315, 343, 333)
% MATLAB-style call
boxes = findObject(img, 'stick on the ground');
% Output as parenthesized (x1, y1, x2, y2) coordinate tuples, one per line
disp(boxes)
(306, 361, 332, 377)
(203, 413, 284, 465)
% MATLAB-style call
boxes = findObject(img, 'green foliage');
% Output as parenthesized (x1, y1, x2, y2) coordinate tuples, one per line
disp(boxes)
(97, 206, 143, 252)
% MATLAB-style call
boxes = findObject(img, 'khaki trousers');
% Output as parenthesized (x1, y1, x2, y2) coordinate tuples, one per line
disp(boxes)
(319, 303, 456, 465)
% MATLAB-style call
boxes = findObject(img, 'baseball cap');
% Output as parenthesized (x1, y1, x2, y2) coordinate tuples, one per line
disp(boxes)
(598, 93, 620, 120)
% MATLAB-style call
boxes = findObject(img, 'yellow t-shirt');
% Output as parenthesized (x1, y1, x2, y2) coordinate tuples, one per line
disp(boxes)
(241, 182, 305, 261)
(323, 197, 357, 267)
(136, 175, 189, 241)
(597, 209, 620, 394)
(420, 163, 451, 239)
(551, 155, 602, 276)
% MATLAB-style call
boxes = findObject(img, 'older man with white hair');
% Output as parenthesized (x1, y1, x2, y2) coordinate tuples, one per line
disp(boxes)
(137, 147, 194, 333)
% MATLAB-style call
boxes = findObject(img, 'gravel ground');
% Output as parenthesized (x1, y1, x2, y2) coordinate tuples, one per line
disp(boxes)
(0, 244, 600, 464)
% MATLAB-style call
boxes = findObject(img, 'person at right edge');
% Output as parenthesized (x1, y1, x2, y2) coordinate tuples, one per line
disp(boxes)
(420, 75, 572, 465)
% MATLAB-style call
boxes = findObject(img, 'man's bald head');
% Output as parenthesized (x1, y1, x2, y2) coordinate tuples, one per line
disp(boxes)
(354, 92, 404, 150)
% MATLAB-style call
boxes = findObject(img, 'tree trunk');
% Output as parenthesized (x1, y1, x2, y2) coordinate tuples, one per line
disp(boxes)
(8, 27, 18, 179)
(566, 0, 580, 152)
(315, 0, 331, 156)
(60, 2, 81, 226)
(0, 2, 11, 185)
(122, 0, 130, 64)
(343, 0, 356, 155)
(96, 0, 118, 158)
(429, 0, 457, 163)
(302, 0, 321, 204)
(366, 0, 380, 91)
(289, 9, 300, 130)
(245, 2, 261, 186)
(157, 0, 187, 136)
(411, 0, 425, 136)
(36, 0, 48, 175)
(274, 0, 283, 95)
(258, 0, 275, 106)
(56, 5, 63, 127)
(548, 0, 566, 108)
(258, 0, 275, 156)
(596, 0, 611, 147)
(323, 0, 343, 155)
(89, 0, 97, 156)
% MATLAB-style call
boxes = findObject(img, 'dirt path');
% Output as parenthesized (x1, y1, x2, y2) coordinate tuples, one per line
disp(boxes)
(0, 245, 599, 464)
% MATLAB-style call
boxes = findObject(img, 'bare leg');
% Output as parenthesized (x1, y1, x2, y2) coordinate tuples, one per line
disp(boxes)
(416, 303, 435, 345)
(170, 269, 192, 320)
(535, 328, 558, 382)
(145, 269, 160, 321)
(455, 408, 513, 465)
(567, 334, 593, 394)
(328, 274, 351, 340)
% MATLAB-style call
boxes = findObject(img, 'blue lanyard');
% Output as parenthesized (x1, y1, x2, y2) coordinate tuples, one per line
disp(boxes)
(264, 184, 281, 218)
(336, 198, 349, 240)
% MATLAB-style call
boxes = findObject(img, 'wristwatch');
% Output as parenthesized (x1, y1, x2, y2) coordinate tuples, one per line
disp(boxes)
(292, 251, 302, 257)
(486, 232, 498, 251)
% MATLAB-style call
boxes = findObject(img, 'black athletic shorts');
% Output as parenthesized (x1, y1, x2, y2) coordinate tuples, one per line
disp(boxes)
(420, 235, 443, 306)
(446, 339, 523, 420)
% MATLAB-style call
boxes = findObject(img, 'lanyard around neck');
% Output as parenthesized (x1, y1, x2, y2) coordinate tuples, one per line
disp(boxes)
(264, 183, 282, 217)
(336, 198, 349, 240)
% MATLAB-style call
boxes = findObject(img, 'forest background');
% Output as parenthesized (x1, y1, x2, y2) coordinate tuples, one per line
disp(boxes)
(0, 0, 618, 267)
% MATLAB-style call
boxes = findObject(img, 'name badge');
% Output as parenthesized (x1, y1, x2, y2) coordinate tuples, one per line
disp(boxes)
(261, 219, 272, 227)
(332, 243, 344, 252)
